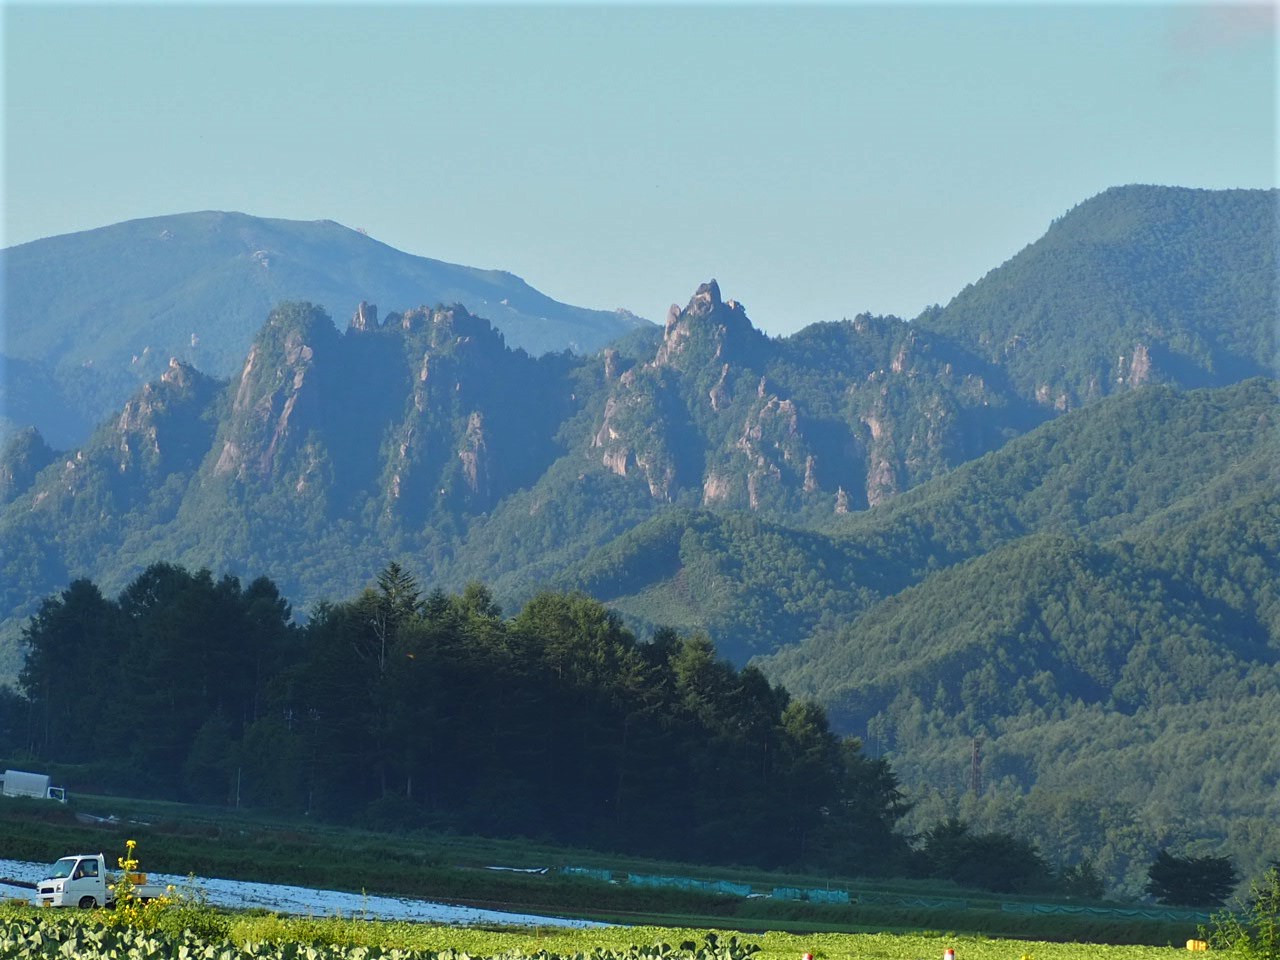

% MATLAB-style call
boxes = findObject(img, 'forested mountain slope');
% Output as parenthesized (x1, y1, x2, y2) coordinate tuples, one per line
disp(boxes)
(824, 491, 1274, 901)
(915, 185, 1276, 410)
(549, 509, 891, 662)
(758, 396, 1279, 896)
(0, 211, 648, 446)
(765, 503, 1278, 729)
(554, 379, 1277, 661)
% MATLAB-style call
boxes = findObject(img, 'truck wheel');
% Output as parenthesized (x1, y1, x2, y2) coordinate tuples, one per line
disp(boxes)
(78, 896, 97, 909)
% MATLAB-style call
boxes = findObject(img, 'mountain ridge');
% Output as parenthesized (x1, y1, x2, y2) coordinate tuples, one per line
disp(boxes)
(1, 210, 649, 447)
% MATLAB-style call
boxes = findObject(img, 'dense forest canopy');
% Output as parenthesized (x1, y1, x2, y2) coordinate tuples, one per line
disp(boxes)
(915, 185, 1277, 408)
(762, 467, 1280, 895)
(8, 564, 911, 874)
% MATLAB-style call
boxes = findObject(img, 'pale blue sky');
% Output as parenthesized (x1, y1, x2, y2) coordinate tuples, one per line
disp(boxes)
(3, 2, 1276, 335)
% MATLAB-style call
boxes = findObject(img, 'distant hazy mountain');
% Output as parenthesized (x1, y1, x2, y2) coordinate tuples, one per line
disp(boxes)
(916, 185, 1277, 410)
(0, 211, 648, 446)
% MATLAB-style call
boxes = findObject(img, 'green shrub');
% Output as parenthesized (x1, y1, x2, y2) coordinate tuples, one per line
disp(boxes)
(1206, 867, 1280, 959)
(153, 877, 231, 941)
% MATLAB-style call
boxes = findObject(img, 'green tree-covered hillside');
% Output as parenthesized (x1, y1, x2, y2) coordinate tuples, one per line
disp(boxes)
(760, 459, 1279, 896)
(916, 185, 1276, 410)
(552, 379, 1278, 661)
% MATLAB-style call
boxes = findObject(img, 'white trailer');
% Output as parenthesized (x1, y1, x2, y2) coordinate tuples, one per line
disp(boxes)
(0, 769, 66, 802)
(36, 853, 169, 909)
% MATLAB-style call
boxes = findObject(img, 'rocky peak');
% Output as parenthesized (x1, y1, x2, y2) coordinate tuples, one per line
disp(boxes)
(102, 360, 219, 479)
(689, 279, 722, 315)
(653, 280, 763, 369)
(397, 304, 506, 354)
(119, 359, 202, 435)
(349, 301, 378, 332)
(159, 357, 196, 388)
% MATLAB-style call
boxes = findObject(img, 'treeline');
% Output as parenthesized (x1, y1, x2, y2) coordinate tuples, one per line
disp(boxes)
(7, 562, 910, 871)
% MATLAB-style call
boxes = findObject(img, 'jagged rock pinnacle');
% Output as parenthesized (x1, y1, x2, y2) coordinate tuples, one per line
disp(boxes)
(350, 301, 378, 332)
(691, 280, 721, 313)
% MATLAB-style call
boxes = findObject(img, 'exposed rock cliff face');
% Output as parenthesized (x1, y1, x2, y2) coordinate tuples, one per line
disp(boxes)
(736, 392, 804, 510)
(115, 359, 204, 473)
(372, 304, 565, 518)
(214, 303, 335, 482)
(199, 299, 570, 530)
(653, 280, 765, 373)
(861, 412, 899, 507)
(1116, 343, 1152, 387)
(458, 412, 490, 500)
(590, 282, 1030, 513)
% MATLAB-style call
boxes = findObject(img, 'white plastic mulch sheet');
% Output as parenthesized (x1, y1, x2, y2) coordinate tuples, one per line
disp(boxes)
(0, 858, 605, 927)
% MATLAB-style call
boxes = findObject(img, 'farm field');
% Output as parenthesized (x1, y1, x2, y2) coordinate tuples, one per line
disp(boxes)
(0, 911, 1198, 960)
(0, 795, 1210, 949)
(0, 855, 604, 928)
(230, 922, 1196, 960)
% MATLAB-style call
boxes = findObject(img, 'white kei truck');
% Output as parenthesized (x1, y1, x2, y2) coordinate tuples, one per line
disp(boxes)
(1, 769, 66, 802)
(36, 853, 168, 909)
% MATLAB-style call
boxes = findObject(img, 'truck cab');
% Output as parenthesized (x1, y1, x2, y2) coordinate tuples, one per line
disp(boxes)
(38, 853, 109, 909)
(38, 852, 169, 909)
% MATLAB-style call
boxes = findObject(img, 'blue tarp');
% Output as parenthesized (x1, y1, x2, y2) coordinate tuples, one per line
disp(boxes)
(627, 874, 751, 897)
(771, 887, 849, 904)
(807, 889, 850, 905)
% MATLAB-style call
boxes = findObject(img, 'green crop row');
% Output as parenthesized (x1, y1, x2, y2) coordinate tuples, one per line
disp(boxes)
(0, 910, 1196, 960)
(0, 917, 767, 960)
